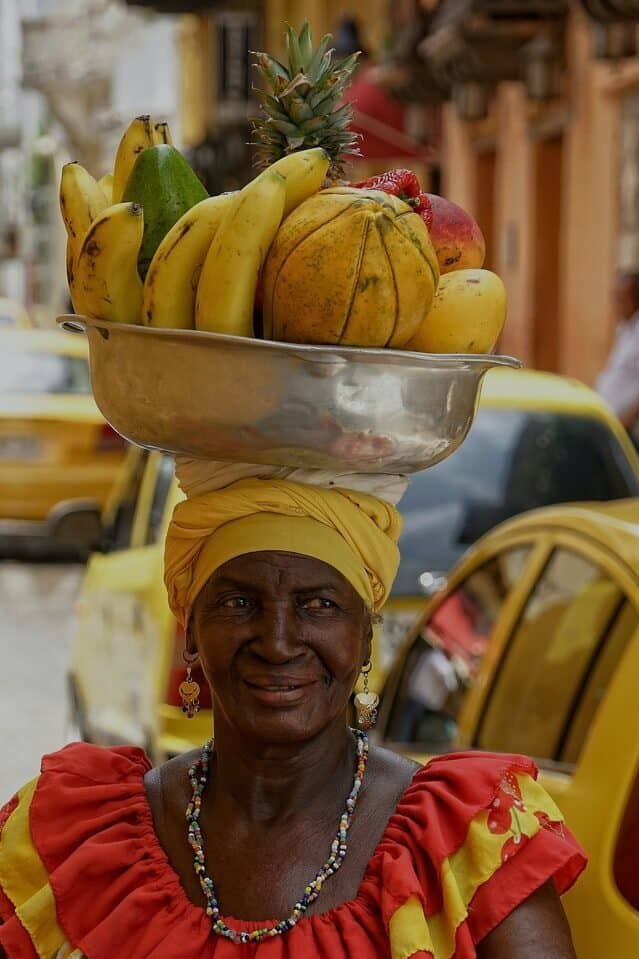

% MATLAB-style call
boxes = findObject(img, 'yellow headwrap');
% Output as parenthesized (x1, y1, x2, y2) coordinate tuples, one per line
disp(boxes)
(164, 477, 402, 627)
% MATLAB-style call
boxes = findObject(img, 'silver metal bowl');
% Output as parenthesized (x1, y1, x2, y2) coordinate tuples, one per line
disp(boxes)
(58, 315, 521, 474)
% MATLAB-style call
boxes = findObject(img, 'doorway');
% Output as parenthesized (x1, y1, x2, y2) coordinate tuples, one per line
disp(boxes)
(475, 148, 496, 272)
(532, 133, 563, 372)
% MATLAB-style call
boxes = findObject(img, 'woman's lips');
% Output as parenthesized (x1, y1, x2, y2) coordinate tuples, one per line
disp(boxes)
(242, 678, 319, 707)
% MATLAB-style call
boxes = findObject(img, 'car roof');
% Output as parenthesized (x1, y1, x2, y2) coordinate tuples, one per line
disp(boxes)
(480, 367, 615, 416)
(0, 328, 88, 357)
(485, 498, 639, 576)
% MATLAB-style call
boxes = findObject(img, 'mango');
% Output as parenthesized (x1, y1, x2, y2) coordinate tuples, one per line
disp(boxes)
(426, 194, 486, 276)
(405, 268, 506, 354)
(262, 187, 439, 347)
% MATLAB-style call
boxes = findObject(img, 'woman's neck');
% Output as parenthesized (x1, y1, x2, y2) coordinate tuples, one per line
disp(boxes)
(207, 715, 355, 824)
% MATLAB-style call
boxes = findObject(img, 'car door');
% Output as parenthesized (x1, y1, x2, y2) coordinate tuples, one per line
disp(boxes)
(71, 452, 177, 749)
(467, 534, 639, 956)
(380, 527, 639, 956)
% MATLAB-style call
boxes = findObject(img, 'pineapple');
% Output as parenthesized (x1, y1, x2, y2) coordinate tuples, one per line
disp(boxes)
(252, 21, 361, 180)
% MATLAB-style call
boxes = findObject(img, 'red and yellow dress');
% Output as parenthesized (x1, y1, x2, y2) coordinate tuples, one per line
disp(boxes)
(0, 743, 586, 959)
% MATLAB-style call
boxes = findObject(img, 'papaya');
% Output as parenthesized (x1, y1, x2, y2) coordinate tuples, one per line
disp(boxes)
(122, 144, 207, 280)
(404, 269, 506, 354)
(262, 187, 439, 348)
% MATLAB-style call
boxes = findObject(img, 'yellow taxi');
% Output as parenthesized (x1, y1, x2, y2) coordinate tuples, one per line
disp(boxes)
(68, 367, 639, 765)
(0, 297, 33, 330)
(380, 367, 639, 676)
(0, 329, 126, 553)
(377, 499, 639, 957)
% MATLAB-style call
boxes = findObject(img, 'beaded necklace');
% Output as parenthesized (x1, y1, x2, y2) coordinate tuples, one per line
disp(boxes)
(186, 728, 369, 944)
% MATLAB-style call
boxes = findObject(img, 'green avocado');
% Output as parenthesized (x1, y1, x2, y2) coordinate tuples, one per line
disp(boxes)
(122, 144, 208, 280)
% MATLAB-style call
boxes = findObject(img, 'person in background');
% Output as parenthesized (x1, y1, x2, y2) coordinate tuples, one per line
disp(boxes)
(597, 272, 639, 449)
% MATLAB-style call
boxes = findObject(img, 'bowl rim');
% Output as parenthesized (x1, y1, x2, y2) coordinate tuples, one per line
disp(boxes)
(56, 315, 522, 372)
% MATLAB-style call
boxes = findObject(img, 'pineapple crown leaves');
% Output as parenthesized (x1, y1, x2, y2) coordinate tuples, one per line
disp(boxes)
(251, 20, 362, 178)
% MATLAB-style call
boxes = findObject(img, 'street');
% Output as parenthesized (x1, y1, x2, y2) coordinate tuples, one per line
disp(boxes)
(0, 561, 83, 800)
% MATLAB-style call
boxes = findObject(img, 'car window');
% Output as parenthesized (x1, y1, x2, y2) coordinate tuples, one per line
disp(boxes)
(395, 408, 639, 593)
(560, 599, 639, 764)
(0, 350, 91, 394)
(103, 450, 149, 551)
(384, 545, 531, 749)
(145, 455, 175, 546)
(476, 548, 631, 764)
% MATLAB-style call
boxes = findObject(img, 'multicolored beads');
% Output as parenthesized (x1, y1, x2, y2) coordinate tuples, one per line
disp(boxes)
(186, 729, 369, 944)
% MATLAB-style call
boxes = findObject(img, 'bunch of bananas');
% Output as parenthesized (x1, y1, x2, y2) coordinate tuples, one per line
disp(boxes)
(61, 115, 329, 336)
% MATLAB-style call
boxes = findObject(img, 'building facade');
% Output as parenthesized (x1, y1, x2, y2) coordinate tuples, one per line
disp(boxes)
(134, 0, 639, 386)
(434, 4, 639, 385)
(0, 0, 181, 320)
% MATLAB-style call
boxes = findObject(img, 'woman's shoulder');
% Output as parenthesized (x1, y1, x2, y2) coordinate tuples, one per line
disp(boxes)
(41, 738, 152, 780)
(367, 744, 540, 821)
(0, 740, 152, 830)
(365, 748, 587, 955)
(0, 741, 159, 959)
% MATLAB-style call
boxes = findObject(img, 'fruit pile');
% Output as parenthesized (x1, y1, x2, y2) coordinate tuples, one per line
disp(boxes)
(61, 23, 506, 356)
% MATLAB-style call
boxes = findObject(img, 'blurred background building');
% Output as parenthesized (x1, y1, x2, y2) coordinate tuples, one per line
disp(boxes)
(0, 0, 180, 324)
(160, 0, 639, 386)
(3, 0, 639, 385)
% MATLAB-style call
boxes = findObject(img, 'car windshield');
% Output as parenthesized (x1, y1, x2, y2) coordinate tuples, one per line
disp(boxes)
(0, 350, 91, 395)
(395, 408, 639, 594)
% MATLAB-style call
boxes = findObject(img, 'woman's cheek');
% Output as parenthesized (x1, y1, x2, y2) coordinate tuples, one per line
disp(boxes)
(312, 636, 362, 687)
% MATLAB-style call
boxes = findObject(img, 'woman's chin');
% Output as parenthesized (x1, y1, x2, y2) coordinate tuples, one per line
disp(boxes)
(232, 698, 336, 745)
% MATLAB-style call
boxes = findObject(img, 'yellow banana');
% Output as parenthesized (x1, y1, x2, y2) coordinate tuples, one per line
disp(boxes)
(269, 148, 330, 217)
(154, 121, 173, 145)
(60, 162, 109, 261)
(143, 192, 237, 329)
(98, 172, 114, 204)
(66, 241, 75, 289)
(112, 115, 157, 203)
(71, 202, 144, 325)
(196, 170, 286, 336)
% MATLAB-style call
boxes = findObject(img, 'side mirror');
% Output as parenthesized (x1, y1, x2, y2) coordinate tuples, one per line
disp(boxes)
(50, 499, 104, 555)
(418, 570, 447, 597)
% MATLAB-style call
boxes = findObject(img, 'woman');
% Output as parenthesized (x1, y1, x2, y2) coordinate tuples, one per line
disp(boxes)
(0, 471, 585, 958)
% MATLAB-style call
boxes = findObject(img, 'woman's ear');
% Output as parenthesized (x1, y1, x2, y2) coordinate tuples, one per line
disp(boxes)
(363, 612, 374, 665)
(185, 618, 198, 656)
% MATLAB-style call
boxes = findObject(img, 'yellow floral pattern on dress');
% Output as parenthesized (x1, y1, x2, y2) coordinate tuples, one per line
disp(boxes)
(389, 773, 566, 959)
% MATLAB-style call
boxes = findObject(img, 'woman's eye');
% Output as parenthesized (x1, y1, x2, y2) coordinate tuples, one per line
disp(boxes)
(302, 597, 337, 610)
(222, 596, 252, 609)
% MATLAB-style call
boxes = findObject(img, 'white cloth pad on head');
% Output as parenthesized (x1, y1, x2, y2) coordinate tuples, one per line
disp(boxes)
(175, 457, 409, 507)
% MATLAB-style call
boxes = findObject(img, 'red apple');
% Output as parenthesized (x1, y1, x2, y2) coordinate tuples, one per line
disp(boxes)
(426, 194, 486, 275)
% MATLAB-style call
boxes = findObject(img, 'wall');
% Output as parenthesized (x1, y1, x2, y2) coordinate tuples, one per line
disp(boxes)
(440, 8, 639, 385)
(179, 0, 392, 151)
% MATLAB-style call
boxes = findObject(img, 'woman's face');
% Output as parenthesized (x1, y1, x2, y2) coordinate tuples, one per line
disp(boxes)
(190, 551, 371, 745)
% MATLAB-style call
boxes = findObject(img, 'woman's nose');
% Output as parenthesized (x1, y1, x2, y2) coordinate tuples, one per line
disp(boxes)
(251, 603, 302, 663)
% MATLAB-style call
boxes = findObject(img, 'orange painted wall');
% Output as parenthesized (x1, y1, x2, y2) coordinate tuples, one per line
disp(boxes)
(440, 9, 637, 385)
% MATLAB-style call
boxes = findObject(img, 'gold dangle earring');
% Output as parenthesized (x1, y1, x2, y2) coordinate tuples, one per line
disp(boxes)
(354, 660, 379, 730)
(180, 651, 201, 719)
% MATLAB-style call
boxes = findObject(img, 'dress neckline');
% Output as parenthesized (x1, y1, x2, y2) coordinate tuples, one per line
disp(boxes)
(138, 749, 425, 931)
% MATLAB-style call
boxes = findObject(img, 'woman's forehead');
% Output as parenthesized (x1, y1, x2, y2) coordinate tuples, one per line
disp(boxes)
(208, 551, 355, 593)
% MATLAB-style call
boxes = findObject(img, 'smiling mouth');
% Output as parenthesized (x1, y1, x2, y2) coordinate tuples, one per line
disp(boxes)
(242, 679, 318, 707)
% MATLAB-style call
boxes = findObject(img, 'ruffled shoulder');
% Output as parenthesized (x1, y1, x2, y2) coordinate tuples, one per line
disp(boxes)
(0, 742, 153, 959)
(364, 750, 587, 958)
